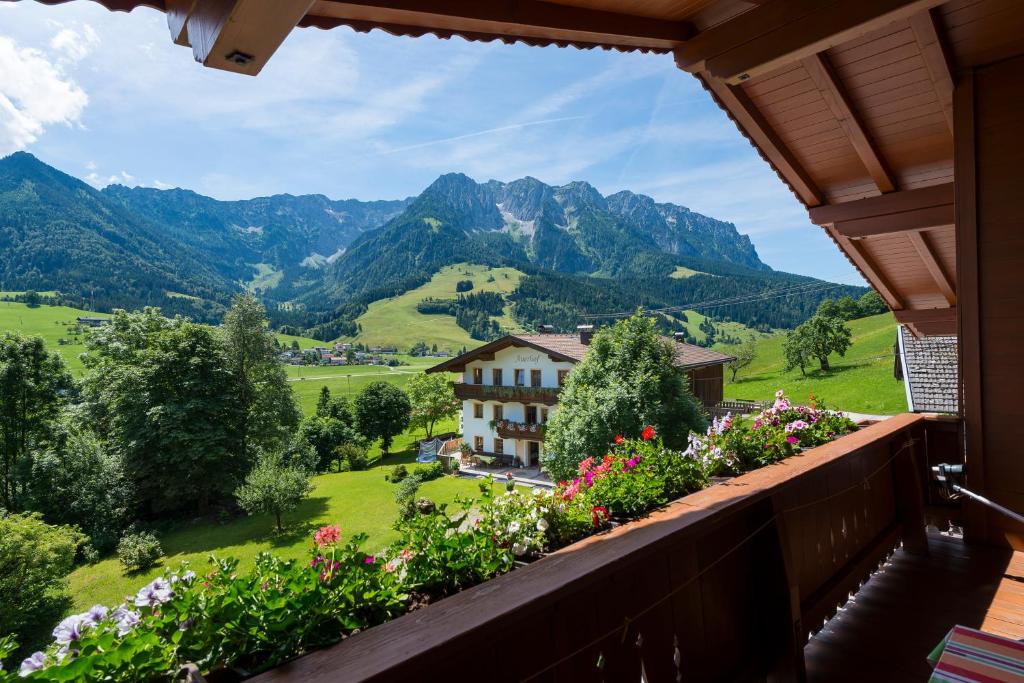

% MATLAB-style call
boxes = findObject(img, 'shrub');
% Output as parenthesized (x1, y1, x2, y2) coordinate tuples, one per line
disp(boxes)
(117, 532, 163, 572)
(387, 464, 409, 483)
(0, 512, 83, 657)
(394, 473, 424, 521)
(415, 462, 444, 482)
(337, 443, 369, 471)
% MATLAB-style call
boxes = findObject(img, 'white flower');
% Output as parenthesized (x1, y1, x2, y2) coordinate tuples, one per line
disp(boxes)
(532, 487, 545, 497)
(512, 542, 527, 556)
(181, 570, 196, 583)
(507, 521, 521, 534)
(536, 518, 549, 532)
(52, 614, 87, 645)
(19, 651, 45, 676)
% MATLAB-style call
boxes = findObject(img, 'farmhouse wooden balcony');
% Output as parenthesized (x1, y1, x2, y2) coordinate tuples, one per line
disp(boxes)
(454, 383, 560, 406)
(251, 413, 1020, 682)
(495, 420, 546, 441)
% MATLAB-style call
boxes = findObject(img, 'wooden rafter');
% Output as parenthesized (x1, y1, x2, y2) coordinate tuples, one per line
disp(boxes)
(802, 53, 895, 193)
(811, 184, 954, 227)
(309, 0, 694, 49)
(675, 0, 945, 84)
(907, 230, 956, 305)
(170, 0, 315, 76)
(697, 72, 824, 206)
(909, 8, 955, 135)
(826, 226, 904, 310)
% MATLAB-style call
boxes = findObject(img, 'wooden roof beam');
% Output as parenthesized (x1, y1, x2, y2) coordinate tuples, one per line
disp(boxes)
(825, 225, 904, 310)
(697, 73, 825, 206)
(675, 0, 945, 84)
(310, 0, 695, 49)
(908, 8, 955, 135)
(907, 230, 956, 306)
(894, 307, 956, 325)
(169, 0, 315, 76)
(802, 53, 896, 193)
(808, 183, 953, 235)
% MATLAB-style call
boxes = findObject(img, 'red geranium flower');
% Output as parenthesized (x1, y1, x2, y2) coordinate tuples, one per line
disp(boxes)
(641, 425, 656, 441)
(613, 434, 624, 445)
(314, 524, 341, 548)
(591, 505, 609, 527)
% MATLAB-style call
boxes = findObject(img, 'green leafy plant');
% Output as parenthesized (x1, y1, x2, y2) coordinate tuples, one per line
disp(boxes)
(387, 464, 409, 483)
(116, 532, 163, 572)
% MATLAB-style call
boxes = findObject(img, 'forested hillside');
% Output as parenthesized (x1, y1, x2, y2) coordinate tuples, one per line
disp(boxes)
(0, 153, 863, 342)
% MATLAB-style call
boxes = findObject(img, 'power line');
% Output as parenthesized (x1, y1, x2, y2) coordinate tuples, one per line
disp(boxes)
(581, 281, 845, 321)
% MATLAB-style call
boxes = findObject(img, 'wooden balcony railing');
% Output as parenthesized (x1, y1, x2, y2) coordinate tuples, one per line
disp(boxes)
(495, 420, 546, 441)
(454, 383, 560, 406)
(254, 413, 931, 682)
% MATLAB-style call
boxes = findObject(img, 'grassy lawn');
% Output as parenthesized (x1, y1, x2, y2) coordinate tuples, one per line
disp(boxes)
(67, 417, 511, 610)
(718, 312, 906, 415)
(286, 357, 439, 413)
(341, 263, 525, 353)
(0, 299, 108, 375)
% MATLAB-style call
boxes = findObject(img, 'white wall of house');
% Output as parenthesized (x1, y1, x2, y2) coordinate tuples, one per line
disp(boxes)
(460, 344, 574, 465)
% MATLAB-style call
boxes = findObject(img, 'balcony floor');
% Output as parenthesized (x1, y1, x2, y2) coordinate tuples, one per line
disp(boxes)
(805, 532, 1024, 681)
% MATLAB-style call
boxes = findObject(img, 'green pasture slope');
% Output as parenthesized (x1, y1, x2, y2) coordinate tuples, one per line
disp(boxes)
(719, 312, 906, 415)
(341, 263, 524, 353)
(0, 298, 106, 375)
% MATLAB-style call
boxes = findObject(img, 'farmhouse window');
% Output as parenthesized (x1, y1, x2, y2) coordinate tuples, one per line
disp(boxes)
(473, 403, 484, 419)
(493, 438, 504, 453)
(514, 369, 525, 386)
(473, 436, 483, 452)
(493, 404, 503, 420)
(472, 367, 483, 384)
(530, 369, 542, 387)
(492, 368, 503, 386)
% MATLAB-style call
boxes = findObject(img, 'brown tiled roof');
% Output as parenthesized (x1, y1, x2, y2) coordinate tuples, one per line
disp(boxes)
(429, 333, 735, 373)
(897, 325, 958, 414)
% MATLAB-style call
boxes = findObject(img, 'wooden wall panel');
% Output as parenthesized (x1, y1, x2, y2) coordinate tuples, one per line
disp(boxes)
(859, 233, 952, 309)
(966, 53, 1024, 548)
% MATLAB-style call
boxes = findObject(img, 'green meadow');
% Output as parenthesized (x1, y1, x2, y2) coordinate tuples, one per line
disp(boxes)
(718, 312, 905, 415)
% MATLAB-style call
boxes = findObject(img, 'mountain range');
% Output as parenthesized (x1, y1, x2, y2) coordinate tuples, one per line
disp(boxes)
(0, 152, 862, 341)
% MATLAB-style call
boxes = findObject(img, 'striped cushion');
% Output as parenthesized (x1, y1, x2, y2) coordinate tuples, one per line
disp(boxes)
(929, 625, 1024, 682)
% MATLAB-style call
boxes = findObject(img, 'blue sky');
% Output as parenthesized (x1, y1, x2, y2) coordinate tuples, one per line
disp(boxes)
(0, 1, 862, 284)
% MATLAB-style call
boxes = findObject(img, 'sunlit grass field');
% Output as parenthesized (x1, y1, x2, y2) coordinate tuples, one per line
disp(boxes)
(718, 313, 905, 415)
(340, 262, 524, 353)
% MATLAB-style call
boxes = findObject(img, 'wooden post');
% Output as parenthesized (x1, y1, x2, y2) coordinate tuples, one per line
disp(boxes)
(893, 429, 930, 556)
(766, 500, 807, 683)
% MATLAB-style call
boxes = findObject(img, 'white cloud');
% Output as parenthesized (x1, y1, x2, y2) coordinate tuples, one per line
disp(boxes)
(49, 24, 100, 62)
(0, 36, 88, 155)
(151, 179, 174, 190)
(84, 169, 134, 188)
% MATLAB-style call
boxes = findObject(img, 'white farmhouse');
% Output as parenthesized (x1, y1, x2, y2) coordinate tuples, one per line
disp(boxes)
(427, 326, 735, 468)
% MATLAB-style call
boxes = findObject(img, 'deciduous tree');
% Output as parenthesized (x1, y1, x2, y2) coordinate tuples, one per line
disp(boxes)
(405, 372, 459, 439)
(784, 313, 853, 373)
(542, 313, 705, 482)
(234, 450, 313, 532)
(725, 337, 758, 383)
(354, 382, 411, 459)
(220, 295, 300, 459)
(0, 333, 74, 511)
